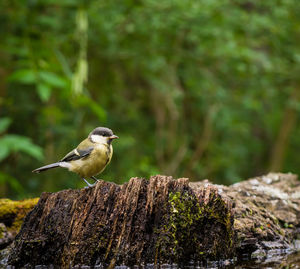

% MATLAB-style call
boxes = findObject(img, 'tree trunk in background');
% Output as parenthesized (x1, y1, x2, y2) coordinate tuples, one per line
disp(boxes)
(184, 105, 217, 178)
(6, 173, 300, 268)
(269, 89, 299, 171)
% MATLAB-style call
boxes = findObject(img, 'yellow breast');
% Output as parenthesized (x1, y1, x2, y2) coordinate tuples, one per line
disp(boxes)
(69, 144, 113, 178)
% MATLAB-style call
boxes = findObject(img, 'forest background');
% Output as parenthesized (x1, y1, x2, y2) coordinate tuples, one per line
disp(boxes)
(1, 0, 299, 199)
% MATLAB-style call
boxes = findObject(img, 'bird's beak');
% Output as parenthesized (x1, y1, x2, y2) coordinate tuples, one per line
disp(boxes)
(110, 135, 119, 140)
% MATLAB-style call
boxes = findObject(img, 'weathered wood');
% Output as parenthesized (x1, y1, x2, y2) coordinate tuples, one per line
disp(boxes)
(5, 173, 300, 268)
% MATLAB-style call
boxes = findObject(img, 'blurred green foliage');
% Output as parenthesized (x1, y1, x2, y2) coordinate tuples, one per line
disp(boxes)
(0, 0, 299, 198)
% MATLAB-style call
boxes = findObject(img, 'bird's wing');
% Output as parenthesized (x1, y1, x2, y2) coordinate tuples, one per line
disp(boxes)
(60, 146, 94, 162)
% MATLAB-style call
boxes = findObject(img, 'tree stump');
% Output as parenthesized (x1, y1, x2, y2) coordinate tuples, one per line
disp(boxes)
(6, 173, 300, 268)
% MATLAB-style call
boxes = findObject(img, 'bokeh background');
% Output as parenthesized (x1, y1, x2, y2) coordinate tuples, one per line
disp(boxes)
(1, 0, 299, 199)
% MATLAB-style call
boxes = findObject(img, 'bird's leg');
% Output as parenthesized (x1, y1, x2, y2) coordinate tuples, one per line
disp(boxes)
(91, 176, 99, 182)
(82, 178, 95, 187)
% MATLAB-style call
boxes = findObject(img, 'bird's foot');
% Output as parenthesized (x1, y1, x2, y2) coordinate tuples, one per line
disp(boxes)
(91, 176, 100, 182)
(82, 178, 96, 188)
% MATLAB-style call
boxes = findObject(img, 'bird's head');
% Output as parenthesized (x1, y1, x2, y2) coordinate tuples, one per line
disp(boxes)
(88, 127, 118, 144)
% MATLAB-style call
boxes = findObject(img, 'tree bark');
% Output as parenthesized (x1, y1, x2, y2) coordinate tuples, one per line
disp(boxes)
(5, 173, 300, 268)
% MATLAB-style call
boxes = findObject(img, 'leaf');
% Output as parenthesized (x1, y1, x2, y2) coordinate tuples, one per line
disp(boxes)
(76, 95, 107, 121)
(90, 101, 107, 122)
(8, 69, 36, 84)
(39, 71, 67, 88)
(0, 171, 24, 194)
(37, 83, 52, 102)
(0, 146, 10, 162)
(0, 117, 12, 133)
(0, 135, 44, 162)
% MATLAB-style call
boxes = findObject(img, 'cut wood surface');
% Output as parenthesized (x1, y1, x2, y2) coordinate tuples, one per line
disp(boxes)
(5, 173, 300, 268)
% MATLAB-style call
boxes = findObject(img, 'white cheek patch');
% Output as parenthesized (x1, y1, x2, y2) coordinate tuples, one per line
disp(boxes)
(91, 134, 108, 144)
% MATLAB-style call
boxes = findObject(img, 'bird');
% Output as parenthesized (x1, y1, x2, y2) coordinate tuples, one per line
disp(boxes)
(32, 127, 118, 187)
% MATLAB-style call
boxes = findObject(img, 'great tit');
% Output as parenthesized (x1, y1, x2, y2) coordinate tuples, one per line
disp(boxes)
(32, 127, 118, 187)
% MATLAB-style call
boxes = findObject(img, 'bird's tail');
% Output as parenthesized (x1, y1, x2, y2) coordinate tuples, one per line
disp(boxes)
(32, 162, 62, 173)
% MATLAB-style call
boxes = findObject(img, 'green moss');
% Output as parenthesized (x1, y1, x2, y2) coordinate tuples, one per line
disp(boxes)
(0, 223, 5, 239)
(155, 190, 234, 262)
(0, 198, 39, 233)
(202, 191, 234, 249)
(155, 191, 205, 261)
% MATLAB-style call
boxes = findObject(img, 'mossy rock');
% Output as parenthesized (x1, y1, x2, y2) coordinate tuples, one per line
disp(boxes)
(0, 198, 39, 236)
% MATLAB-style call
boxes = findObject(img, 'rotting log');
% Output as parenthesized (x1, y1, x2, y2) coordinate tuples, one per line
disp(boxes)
(5, 173, 300, 268)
